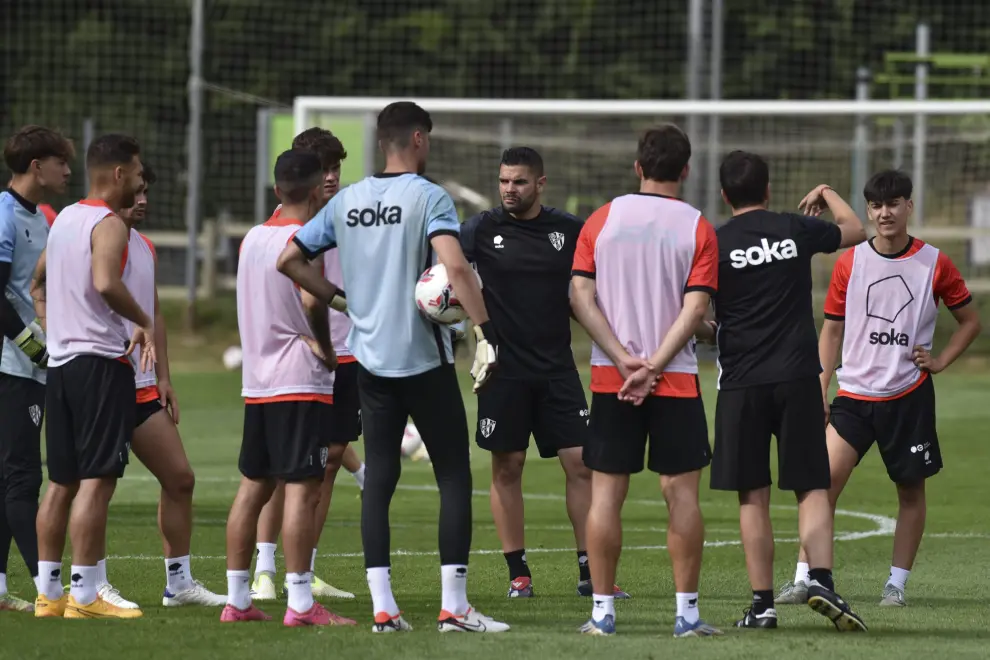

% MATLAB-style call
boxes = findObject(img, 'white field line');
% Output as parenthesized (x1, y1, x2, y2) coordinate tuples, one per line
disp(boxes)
(108, 476, 899, 561)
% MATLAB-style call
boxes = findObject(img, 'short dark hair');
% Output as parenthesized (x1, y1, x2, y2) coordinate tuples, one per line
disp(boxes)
(274, 149, 323, 204)
(637, 124, 691, 182)
(377, 101, 432, 149)
(864, 169, 912, 204)
(141, 163, 157, 186)
(719, 150, 770, 209)
(3, 125, 75, 174)
(86, 134, 141, 170)
(500, 147, 544, 176)
(292, 128, 347, 170)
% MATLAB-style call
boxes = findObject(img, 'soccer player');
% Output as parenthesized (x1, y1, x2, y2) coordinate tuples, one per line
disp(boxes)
(222, 149, 355, 627)
(32, 133, 152, 619)
(0, 126, 73, 612)
(570, 125, 720, 638)
(459, 147, 626, 600)
(278, 101, 508, 633)
(777, 170, 980, 608)
(252, 127, 358, 602)
(84, 165, 224, 609)
(706, 150, 867, 631)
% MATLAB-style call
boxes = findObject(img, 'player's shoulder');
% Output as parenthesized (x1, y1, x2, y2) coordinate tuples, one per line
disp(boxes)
(0, 192, 16, 225)
(541, 205, 583, 224)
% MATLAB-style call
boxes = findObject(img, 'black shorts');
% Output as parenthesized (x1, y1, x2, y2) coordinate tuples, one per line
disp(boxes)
(584, 391, 712, 476)
(829, 375, 940, 484)
(136, 399, 164, 428)
(239, 400, 332, 482)
(45, 356, 135, 484)
(475, 372, 590, 458)
(329, 360, 361, 445)
(0, 373, 45, 494)
(711, 376, 829, 492)
(357, 363, 468, 467)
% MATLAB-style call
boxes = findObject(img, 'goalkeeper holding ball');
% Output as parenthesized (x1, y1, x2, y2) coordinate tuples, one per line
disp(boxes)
(277, 101, 508, 634)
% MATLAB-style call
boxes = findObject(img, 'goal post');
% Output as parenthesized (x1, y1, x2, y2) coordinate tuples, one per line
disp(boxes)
(293, 96, 990, 291)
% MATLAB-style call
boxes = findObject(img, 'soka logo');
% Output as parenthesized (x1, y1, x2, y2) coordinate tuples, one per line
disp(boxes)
(869, 327, 909, 346)
(345, 202, 403, 227)
(729, 238, 798, 269)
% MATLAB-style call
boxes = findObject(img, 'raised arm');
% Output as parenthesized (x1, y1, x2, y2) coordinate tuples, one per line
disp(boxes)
(798, 184, 867, 250)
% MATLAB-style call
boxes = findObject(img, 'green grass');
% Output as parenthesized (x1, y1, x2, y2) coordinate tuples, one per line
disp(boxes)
(3, 359, 990, 659)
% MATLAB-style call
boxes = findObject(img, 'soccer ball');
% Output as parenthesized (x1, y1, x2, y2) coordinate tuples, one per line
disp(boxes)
(415, 263, 482, 325)
(400, 422, 430, 462)
(222, 345, 243, 370)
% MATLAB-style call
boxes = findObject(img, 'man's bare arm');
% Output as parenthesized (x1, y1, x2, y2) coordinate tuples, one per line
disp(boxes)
(570, 276, 632, 366)
(645, 291, 711, 373)
(299, 259, 336, 366)
(430, 234, 489, 326)
(276, 240, 340, 305)
(30, 248, 46, 332)
(91, 216, 152, 328)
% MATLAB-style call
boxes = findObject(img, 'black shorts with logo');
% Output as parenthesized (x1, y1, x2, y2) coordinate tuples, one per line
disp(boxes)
(711, 376, 830, 492)
(0, 373, 45, 498)
(829, 375, 940, 484)
(475, 371, 590, 458)
(329, 360, 361, 445)
(239, 400, 332, 482)
(584, 390, 712, 476)
(45, 356, 135, 484)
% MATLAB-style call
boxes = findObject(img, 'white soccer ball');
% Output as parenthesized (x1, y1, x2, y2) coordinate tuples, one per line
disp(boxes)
(415, 263, 482, 325)
(222, 345, 243, 370)
(400, 422, 424, 458)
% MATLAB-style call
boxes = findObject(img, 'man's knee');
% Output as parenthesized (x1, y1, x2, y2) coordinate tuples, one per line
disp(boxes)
(896, 480, 925, 506)
(660, 471, 702, 515)
(491, 451, 526, 487)
(739, 485, 771, 507)
(558, 448, 591, 484)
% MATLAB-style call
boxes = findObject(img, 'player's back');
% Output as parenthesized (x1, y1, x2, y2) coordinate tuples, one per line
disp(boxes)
(46, 200, 131, 367)
(237, 216, 334, 399)
(713, 209, 838, 389)
(0, 190, 50, 382)
(578, 193, 715, 377)
(321, 173, 456, 377)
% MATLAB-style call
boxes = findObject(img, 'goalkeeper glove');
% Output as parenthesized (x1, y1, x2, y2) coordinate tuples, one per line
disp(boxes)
(14, 320, 48, 368)
(469, 321, 498, 392)
(329, 288, 347, 314)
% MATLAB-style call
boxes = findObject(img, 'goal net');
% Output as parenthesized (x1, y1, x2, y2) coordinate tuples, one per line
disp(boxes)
(295, 98, 990, 291)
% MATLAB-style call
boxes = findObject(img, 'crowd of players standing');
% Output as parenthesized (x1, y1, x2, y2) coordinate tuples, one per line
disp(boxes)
(0, 101, 979, 635)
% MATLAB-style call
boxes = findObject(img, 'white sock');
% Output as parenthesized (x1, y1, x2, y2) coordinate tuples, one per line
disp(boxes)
(352, 463, 366, 490)
(69, 565, 98, 606)
(286, 572, 314, 613)
(366, 566, 399, 616)
(0, 572, 7, 596)
(310, 548, 317, 573)
(97, 558, 108, 587)
(38, 561, 63, 600)
(676, 592, 700, 624)
(795, 561, 810, 585)
(226, 570, 251, 610)
(255, 543, 277, 577)
(166, 555, 194, 593)
(591, 594, 615, 622)
(440, 564, 469, 615)
(887, 566, 910, 591)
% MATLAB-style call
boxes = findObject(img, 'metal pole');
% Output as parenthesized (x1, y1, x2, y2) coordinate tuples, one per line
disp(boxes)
(852, 67, 871, 223)
(81, 118, 95, 187)
(913, 23, 929, 226)
(684, 0, 705, 207)
(705, 0, 723, 219)
(184, 0, 205, 328)
(255, 108, 271, 224)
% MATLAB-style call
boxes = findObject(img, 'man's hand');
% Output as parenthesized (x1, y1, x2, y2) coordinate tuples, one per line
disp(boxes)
(126, 324, 156, 374)
(798, 184, 832, 217)
(14, 320, 48, 368)
(912, 345, 945, 374)
(300, 335, 338, 372)
(470, 322, 498, 392)
(618, 366, 658, 406)
(158, 379, 180, 425)
(695, 320, 718, 346)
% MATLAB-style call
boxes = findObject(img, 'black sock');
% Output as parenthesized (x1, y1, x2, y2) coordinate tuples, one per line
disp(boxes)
(809, 568, 834, 591)
(504, 549, 530, 580)
(577, 550, 590, 582)
(752, 590, 773, 615)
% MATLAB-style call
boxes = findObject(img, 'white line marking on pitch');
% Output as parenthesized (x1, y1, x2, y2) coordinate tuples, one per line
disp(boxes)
(110, 476, 897, 561)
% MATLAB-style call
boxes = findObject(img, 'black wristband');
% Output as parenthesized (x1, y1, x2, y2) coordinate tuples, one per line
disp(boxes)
(479, 320, 498, 346)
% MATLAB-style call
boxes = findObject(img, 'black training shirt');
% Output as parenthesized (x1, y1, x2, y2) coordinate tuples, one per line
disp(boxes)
(460, 205, 583, 378)
(712, 209, 842, 389)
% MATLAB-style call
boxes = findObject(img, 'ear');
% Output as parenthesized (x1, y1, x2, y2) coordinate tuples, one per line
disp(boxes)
(114, 165, 124, 182)
(905, 199, 914, 216)
(720, 189, 730, 206)
(273, 183, 283, 200)
(536, 175, 547, 190)
(764, 183, 771, 205)
(634, 160, 643, 180)
(680, 163, 690, 182)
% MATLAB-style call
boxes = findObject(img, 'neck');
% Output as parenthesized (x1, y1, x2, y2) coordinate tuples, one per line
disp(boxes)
(86, 186, 125, 213)
(9, 175, 43, 204)
(639, 179, 681, 198)
(278, 203, 313, 223)
(872, 232, 910, 255)
(731, 203, 768, 217)
(382, 152, 419, 175)
(509, 203, 542, 221)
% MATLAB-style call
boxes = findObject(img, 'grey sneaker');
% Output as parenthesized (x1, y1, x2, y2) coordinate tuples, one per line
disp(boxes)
(774, 581, 809, 605)
(879, 584, 906, 607)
